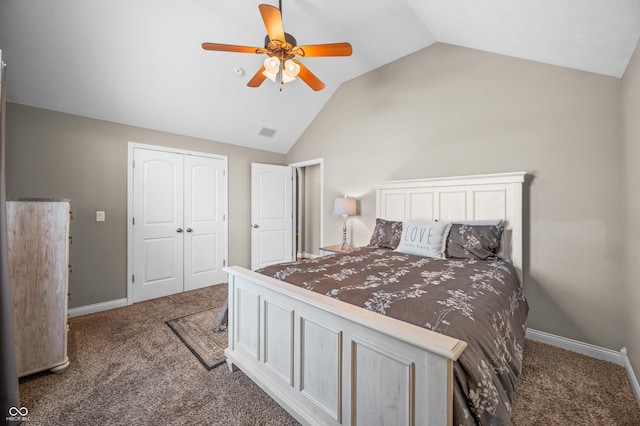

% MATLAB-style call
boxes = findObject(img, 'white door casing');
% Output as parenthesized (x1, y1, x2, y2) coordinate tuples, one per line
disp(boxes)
(128, 143, 228, 304)
(132, 148, 184, 303)
(251, 163, 293, 270)
(289, 158, 324, 258)
(184, 155, 227, 290)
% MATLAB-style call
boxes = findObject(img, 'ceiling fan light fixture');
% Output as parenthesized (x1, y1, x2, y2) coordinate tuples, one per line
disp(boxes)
(262, 56, 280, 82)
(262, 70, 278, 82)
(264, 56, 280, 72)
(281, 73, 295, 83)
(282, 59, 300, 83)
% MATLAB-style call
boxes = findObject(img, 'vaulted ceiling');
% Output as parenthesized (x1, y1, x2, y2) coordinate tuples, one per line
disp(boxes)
(1, 0, 639, 154)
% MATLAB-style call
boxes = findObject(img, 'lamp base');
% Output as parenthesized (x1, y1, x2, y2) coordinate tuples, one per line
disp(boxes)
(340, 215, 349, 251)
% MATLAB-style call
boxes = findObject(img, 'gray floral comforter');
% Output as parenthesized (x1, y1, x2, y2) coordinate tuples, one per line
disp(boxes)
(257, 246, 529, 426)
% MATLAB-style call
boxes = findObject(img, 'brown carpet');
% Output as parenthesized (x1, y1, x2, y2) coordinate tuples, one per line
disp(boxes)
(166, 307, 227, 370)
(18, 284, 640, 425)
(19, 284, 298, 426)
(512, 339, 640, 425)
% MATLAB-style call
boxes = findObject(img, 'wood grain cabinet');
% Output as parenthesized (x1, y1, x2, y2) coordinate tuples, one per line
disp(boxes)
(7, 199, 71, 377)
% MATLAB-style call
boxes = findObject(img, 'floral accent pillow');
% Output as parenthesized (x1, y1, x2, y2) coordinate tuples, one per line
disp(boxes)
(446, 224, 504, 260)
(368, 218, 403, 249)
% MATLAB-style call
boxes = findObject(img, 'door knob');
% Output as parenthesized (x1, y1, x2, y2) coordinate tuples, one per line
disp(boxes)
(176, 228, 183, 233)
(186, 228, 193, 232)
(253, 224, 259, 228)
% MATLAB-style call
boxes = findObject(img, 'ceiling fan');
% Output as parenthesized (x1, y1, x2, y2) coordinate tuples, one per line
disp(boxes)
(201, 2, 352, 91)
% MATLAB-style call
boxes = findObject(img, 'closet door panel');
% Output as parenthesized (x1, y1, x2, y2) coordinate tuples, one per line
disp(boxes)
(184, 155, 226, 290)
(132, 149, 184, 302)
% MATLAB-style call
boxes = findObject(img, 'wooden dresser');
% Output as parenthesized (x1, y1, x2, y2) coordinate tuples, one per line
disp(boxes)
(7, 198, 70, 377)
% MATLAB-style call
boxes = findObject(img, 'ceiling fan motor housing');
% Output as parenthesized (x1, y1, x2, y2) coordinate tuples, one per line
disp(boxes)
(264, 33, 298, 60)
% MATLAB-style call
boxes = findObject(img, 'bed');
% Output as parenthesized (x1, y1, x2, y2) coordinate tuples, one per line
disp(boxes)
(224, 172, 528, 425)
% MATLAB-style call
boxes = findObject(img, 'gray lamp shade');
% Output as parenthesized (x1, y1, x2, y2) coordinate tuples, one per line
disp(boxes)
(333, 197, 356, 217)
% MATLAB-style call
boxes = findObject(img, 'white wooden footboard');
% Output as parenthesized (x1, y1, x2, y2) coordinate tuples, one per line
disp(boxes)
(224, 266, 467, 426)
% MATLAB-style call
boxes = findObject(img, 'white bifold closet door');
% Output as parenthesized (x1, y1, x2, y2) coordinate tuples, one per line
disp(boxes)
(132, 148, 226, 303)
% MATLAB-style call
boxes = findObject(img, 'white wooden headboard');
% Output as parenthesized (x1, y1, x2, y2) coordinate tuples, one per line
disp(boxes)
(375, 172, 527, 280)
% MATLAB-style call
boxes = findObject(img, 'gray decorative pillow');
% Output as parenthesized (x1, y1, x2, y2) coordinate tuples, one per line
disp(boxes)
(369, 218, 403, 249)
(446, 224, 504, 260)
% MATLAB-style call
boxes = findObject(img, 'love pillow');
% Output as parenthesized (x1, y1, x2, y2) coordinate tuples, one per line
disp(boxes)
(394, 220, 452, 259)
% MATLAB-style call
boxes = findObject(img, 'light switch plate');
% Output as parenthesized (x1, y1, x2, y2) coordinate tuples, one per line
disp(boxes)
(96, 211, 105, 222)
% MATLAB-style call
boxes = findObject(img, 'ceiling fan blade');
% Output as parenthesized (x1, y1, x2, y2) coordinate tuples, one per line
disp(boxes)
(294, 42, 353, 57)
(247, 66, 268, 88)
(202, 43, 260, 54)
(294, 61, 325, 91)
(259, 4, 285, 42)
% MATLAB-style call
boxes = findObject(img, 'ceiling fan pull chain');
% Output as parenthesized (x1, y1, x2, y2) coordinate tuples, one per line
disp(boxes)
(280, 65, 284, 92)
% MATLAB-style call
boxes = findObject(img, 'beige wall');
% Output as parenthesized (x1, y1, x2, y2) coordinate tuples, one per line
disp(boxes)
(5, 103, 285, 308)
(287, 43, 625, 351)
(622, 39, 640, 382)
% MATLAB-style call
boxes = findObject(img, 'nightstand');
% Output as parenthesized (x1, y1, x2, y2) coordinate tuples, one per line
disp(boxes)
(319, 244, 355, 256)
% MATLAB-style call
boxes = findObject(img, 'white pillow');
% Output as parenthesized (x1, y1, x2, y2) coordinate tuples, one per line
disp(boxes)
(395, 220, 452, 258)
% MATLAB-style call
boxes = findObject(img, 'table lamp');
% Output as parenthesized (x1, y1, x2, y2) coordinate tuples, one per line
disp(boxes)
(333, 196, 357, 250)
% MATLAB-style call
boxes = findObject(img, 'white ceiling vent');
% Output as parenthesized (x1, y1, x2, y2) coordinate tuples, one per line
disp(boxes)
(258, 127, 277, 138)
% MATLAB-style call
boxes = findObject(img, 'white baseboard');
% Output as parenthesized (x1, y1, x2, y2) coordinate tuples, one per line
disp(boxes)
(526, 328, 623, 365)
(297, 252, 321, 259)
(68, 298, 128, 318)
(621, 347, 640, 406)
(526, 328, 640, 406)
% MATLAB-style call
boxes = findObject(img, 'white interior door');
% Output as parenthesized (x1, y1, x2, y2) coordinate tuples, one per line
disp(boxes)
(184, 155, 226, 291)
(251, 163, 293, 270)
(132, 148, 184, 303)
